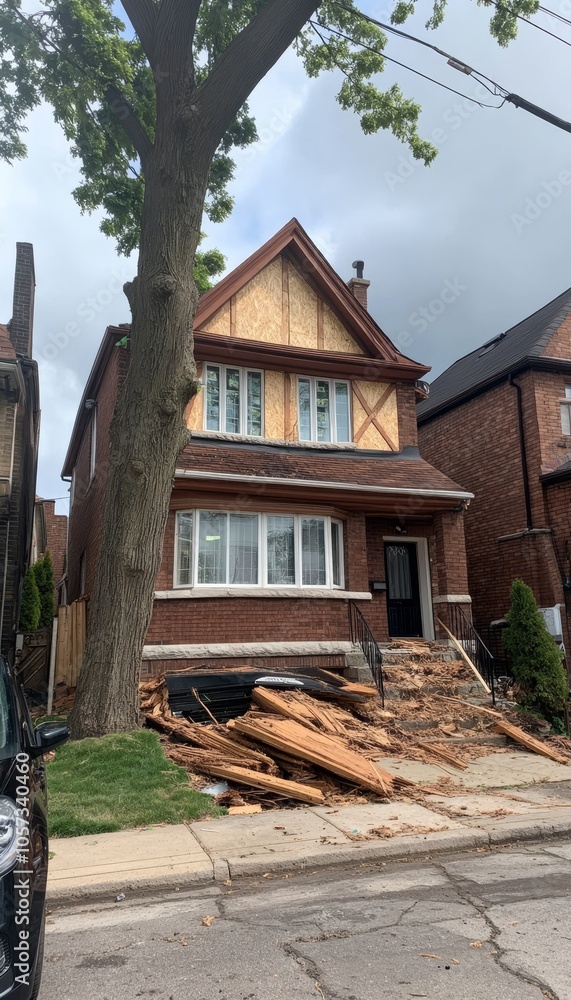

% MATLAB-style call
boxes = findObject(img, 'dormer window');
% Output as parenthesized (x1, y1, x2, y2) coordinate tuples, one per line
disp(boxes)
(205, 364, 263, 436)
(297, 376, 351, 443)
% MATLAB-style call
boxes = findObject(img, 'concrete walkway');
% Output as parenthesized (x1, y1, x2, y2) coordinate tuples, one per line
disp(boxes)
(47, 751, 571, 904)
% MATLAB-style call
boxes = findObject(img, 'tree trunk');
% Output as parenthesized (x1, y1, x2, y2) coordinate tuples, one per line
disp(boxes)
(69, 131, 210, 738)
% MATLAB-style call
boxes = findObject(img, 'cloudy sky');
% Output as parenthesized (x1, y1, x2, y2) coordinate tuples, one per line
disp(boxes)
(1, 1, 571, 512)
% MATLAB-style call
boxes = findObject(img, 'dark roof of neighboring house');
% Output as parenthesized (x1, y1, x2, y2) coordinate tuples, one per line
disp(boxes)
(0, 324, 16, 360)
(417, 287, 571, 422)
(541, 459, 571, 485)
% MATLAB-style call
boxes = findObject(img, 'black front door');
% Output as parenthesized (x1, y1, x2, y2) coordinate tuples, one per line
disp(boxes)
(385, 542, 423, 638)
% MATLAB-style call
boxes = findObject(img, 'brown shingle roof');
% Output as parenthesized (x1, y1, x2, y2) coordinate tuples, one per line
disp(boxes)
(177, 440, 470, 498)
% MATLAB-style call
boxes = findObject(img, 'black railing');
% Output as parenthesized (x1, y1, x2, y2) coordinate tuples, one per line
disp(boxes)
(446, 604, 496, 705)
(348, 601, 385, 706)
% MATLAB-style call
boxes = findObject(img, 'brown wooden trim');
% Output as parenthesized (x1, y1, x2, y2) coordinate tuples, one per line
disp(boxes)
(230, 295, 237, 337)
(193, 218, 428, 378)
(316, 297, 324, 351)
(194, 331, 424, 382)
(281, 257, 290, 345)
(352, 383, 398, 451)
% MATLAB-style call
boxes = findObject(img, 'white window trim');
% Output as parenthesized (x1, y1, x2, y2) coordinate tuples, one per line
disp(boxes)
(204, 364, 264, 437)
(174, 510, 344, 591)
(560, 388, 571, 435)
(296, 376, 351, 443)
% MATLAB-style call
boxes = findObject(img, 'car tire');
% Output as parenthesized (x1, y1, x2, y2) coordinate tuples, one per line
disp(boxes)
(30, 912, 45, 1000)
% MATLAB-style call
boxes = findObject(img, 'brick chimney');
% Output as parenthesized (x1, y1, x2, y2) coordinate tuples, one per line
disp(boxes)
(8, 243, 35, 358)
(347, 259, 370, 311)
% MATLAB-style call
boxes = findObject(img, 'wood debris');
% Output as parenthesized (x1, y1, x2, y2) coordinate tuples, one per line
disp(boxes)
(491, 719, 569, 764)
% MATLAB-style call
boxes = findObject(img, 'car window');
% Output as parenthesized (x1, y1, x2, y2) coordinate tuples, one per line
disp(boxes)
(0, 666, 18, 761)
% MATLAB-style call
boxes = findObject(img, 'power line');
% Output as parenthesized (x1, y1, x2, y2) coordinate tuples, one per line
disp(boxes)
(331, 1, 571, 135)
(310, 19, 504, 107)
(485, 0, 571, 49)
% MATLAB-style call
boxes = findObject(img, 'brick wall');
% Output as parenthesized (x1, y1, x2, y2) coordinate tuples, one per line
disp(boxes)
(418, 373, 570, 636)
(66, 345, 129, 602)
(9, 243, 35, 358)
(42, 500, 67, 601)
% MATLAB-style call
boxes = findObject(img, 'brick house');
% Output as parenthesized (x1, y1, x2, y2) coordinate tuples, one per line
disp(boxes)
(0, 244, 40, 661)
(62, 220, 472, 678)
(32, 498, 68, 606)
(417, 288, 571, 663)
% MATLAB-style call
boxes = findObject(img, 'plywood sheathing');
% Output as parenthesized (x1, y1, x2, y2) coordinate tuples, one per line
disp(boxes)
(352, 381, 399, 451)
(264, 370, 285, 439)
(235, 258, 283, 344)
(202, 300, 231, 337)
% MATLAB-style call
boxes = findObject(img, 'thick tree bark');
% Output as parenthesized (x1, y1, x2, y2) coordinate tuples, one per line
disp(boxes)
(69, 0, 321, 739)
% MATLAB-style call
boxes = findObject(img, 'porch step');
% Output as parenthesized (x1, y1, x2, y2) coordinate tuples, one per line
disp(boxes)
(380, 647, 460, 666)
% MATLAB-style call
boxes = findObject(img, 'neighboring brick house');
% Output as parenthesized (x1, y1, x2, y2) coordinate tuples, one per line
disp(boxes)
(0, 244, 40, 661)
(62, 220, 472, 678)
(32, 498, 68, 606)
(417, 288, 571, 663)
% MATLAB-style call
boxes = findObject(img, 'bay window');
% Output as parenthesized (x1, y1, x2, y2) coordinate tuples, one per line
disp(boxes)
(175, 510, 344, 589)
(205, 364, 263, 436)
(297, 376, 351, 443)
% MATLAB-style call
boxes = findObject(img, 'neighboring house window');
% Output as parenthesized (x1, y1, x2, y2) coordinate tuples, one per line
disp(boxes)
(79, 552, 86, 597)
(297, 377, 351, 443)
(561, 385, 571, 436)
(89, 410, 97, 481)
(204, 364, 263, 436)
(175, 511, 344, 589)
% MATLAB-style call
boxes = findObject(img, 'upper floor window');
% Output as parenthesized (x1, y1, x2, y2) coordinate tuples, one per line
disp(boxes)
(561, 385, 571, 436)
(205, 364, 263, 436)
(174, 510, 344, 590)
(297, 377, 351, 443)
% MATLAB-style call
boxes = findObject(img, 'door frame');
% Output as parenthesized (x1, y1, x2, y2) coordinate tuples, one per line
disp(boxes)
(382, 536, 435, 640)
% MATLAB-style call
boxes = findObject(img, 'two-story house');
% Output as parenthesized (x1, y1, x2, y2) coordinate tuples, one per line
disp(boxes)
(0, 244, 41, 661)
(417, 288, 571, 663)
(62, 220, 473, 679)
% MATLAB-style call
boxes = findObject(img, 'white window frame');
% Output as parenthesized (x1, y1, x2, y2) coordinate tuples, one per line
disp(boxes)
(174, 510, 344, 590)
(203, 364, 264, 437)
(561, 385, 571, 436)
(296, 376, 351, 443)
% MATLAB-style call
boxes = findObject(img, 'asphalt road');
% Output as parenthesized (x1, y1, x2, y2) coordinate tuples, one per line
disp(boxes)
(40, 839, 571, 1000)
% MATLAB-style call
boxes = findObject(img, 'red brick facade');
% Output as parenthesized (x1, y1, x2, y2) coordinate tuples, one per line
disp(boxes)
(418, 328, 571, 662)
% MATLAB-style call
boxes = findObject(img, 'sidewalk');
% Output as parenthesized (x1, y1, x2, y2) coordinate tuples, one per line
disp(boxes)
(47, 751, 571, 904)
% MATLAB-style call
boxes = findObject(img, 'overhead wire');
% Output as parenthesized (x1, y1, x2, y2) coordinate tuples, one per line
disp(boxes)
(330, 0, 571, 134)
(309, 19, 505, 107)
(484, 0, 571, 48)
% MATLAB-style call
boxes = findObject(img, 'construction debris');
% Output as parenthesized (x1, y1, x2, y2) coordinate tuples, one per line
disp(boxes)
(140, 653, 570, 810)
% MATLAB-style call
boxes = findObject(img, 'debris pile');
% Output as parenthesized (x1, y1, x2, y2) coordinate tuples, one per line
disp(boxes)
(139, 660, 570, 809)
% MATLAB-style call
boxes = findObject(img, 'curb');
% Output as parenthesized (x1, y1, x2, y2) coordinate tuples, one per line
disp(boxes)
(46, 814, 571, 908)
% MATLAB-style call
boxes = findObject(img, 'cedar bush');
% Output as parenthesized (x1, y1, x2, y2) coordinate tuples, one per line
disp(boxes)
(19, 567, 41, 632)
(35, 550, 55, 627)
(502, 579, 568, 722)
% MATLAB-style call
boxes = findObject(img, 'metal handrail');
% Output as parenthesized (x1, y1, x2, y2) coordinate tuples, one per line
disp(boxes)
(348, 601, 385, 706)
(448, 604, 496, 705)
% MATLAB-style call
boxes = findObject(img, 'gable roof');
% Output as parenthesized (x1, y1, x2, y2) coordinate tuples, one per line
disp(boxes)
(0, 324, 16, 360)
(417, 287, 571, 422)
(194, 218, 428, 378)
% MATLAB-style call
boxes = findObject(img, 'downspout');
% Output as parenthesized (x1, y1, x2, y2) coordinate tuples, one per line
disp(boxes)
(509, 374, 533, 531)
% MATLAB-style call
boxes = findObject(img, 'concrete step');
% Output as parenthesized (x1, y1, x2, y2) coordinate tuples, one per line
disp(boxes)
(380, 648, 460, 665)
(345, 665, 374, 683)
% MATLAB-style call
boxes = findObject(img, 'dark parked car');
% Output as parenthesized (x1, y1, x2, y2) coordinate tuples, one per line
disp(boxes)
(0, 655, 69, 998)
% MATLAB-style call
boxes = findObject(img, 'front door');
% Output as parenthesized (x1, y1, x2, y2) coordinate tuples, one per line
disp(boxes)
(385, 542, 423, 638)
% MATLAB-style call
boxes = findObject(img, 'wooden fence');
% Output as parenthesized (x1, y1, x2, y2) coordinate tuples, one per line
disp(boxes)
(55, 599, 87, 688)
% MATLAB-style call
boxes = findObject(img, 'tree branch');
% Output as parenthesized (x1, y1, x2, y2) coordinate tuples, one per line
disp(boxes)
(120, 0, 158, 64)
(104, 83, 154, 164)
(195, 0, 319, 153)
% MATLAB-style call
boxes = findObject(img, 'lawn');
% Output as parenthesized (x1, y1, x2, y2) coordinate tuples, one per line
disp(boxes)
(46, 728, 224, 837)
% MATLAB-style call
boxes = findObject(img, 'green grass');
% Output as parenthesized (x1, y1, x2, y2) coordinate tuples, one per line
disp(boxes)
(46, 729, 225, 837)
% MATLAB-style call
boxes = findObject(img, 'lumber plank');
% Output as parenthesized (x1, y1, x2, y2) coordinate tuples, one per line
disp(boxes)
(436, 618, 491, 694)
(192, 762, 326, 804)
(491, 720, 569, 764)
